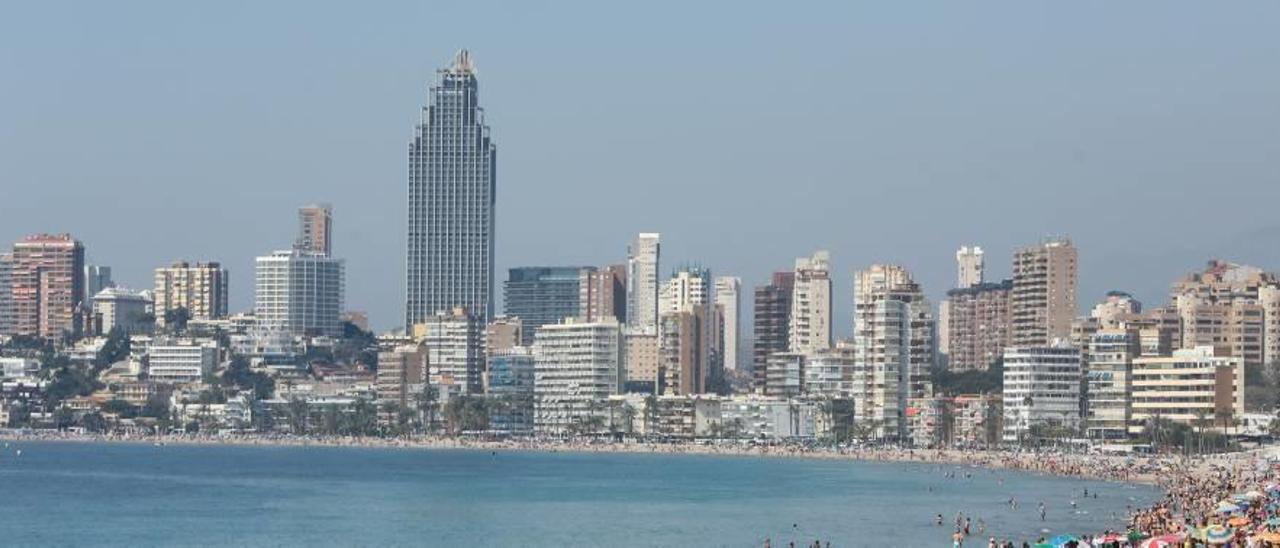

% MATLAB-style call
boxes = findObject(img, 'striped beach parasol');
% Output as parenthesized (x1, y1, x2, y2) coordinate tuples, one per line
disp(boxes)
(1205, 524, 1234, 545)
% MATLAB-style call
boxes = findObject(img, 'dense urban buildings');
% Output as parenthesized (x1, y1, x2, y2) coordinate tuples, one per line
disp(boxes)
(254, 250, 345, 337)
(6, 234, 85, 339)
(789, 250, 832, 355)
(1011, 238, 1078, 347)
(295, 204, 333, 256)
(1169, 260, 1280, 372)
(413, 307, 485, 397)
(504, 266, 591, 346)
(626, 233, 660, 334)
(405, 50, 497, 329)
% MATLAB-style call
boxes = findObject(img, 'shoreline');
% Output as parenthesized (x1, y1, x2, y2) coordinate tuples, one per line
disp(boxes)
(0, 430, 1175, 486)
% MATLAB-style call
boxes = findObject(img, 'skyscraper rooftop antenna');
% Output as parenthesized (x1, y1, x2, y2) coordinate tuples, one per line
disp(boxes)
(451, 49, 475, 74)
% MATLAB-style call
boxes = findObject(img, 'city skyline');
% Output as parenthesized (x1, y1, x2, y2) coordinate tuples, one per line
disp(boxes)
(3, 3, 1280, 332)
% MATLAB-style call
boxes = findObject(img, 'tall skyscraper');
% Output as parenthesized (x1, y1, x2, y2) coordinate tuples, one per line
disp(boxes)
(254, 250, 345, 337)
(852, 264, 936, 440)
(789, 250, 832, 355)
(9, 234, 85, 339)
(752, 271, 794, 385)
(956, 246, 984, 288)
(626, 233, 660, 334)
(580, 264, 627, 323)
(405, 50, 497, 329)
(1011, 238, 1078, 346)
(504, 266, 592, 346)
(714, 276, 741, 372)
(295, 204, 333, 256)
(153, 261, 230, 325)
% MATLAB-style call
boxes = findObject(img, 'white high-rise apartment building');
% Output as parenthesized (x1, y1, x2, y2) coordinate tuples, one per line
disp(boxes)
(254, 250, 345, 338)
(1001, 343, 1082, 443)
(533, 318, 624, 434)
(714, 277, 741, 371)
(153, 261, 229, 326)
(956, 246, 984, 288)
(626, 233, 661, 334)
(852, 264, 936, 440)
(789, 250, 832, 355)
(412, 307, 485, 397)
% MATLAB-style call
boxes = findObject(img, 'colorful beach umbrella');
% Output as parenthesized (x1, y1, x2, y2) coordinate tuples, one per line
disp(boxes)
(1217, 500, 1245, 514)
(1229, 515, 1253, 527)
(1045, 534, 1079, 547)
(1205, 524, 1235, 545)
(1139, 533, 1187, 548)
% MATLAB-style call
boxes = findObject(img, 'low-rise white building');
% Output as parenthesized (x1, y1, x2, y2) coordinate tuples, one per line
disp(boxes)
(147, 341, 217, 384)
(0, 357, 38, 379)
(719, 396, 818, 439)
(1002, 343, 1082, 443)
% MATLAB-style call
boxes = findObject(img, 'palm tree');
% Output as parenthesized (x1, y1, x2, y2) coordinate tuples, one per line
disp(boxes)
(414, 384, 439, 435)
(287, 397, 309, 435)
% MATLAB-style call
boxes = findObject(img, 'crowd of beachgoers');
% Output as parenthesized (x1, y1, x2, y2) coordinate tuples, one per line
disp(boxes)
(6, 430, 1280, 546)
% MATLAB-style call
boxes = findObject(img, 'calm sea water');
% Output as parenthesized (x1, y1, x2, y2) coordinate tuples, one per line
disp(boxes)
(0, 441, 1158, 547)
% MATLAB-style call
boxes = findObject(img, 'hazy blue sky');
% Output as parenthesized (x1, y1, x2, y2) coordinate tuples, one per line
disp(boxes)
(3, 2, 1278, 333)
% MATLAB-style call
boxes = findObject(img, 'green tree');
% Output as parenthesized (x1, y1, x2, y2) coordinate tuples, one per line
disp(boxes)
(163, 307, 191, 335)
(221, 355, 275, 400)
(93, 327, 131, 372)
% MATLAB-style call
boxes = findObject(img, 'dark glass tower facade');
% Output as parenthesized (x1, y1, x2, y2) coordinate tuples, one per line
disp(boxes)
(405, 50, 497, 329)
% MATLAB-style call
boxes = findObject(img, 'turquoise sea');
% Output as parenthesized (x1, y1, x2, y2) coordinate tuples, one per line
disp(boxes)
(0, 441, 1159, 547)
